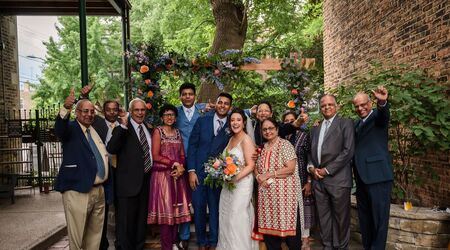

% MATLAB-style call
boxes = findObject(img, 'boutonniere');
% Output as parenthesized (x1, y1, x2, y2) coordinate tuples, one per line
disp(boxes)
(198, 109, 206, 116)
(224, 127, 231, 135)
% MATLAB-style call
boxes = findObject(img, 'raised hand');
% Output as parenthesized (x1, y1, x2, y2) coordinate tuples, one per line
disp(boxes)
(293, 108, 309, 128)
(372, 86, 388, 102)
(80, 82, 95, 98)
(64, 88, 76, 109)
(118, 108, 129, 127)
(205, 99, 216, 111)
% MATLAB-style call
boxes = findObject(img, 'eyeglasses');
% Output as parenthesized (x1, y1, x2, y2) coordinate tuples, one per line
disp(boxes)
(262, 126, 276, 133)
(320, 103, 336, 109)
(105, 108, 119, 112)
(354, 101, 370, 109)
(77, 109, 95, 114)
(132, 109, 146, 113)
(162, 113, 176, 117)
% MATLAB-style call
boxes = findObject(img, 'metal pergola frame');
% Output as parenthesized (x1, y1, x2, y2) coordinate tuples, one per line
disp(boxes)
(0, 0, 132, 105)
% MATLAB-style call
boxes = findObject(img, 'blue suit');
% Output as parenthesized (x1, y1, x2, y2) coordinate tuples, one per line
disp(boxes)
(187, 113, 231, 247)
(353, 103, 393, 250)
(176, 103, 207, 153)
(54, 115, 112, 203)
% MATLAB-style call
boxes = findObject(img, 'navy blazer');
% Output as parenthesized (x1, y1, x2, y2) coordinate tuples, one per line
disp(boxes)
(54, 115, 112, 202)
(354, 104, 393, 184)
(187, 113, 231, 179)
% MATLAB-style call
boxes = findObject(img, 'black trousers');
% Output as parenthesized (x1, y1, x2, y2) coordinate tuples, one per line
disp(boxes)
(264, 208, 302, 250)
(115, 177, 149, 250)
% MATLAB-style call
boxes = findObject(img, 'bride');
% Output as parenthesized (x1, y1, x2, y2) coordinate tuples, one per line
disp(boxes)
(217, 108, 258, 250)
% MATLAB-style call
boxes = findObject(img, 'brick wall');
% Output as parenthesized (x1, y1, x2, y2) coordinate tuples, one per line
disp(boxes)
(323, 0, 450, 207)
(0, 16, 20, 126)
(0, 16, 21, 166)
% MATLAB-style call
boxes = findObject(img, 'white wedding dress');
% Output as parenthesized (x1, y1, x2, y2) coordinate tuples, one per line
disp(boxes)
(217, 140, 258, 250)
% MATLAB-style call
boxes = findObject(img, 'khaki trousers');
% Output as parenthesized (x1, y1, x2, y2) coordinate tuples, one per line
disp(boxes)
(62, 186, 105, 250)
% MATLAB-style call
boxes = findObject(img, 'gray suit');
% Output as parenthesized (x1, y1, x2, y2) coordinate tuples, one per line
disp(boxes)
(309, 115, 355, 250)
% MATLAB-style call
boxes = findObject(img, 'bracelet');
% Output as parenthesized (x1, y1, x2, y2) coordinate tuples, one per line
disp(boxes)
(266, 178, 274, 185)
(256, 174, 261, 179)
(307, 179, 312, 183)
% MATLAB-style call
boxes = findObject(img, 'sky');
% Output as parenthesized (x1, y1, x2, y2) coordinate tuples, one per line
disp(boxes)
(17, 16, 59, 86)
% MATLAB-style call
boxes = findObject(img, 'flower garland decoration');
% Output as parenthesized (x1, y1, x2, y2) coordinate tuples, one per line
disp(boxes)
(127, 43, 260, 124)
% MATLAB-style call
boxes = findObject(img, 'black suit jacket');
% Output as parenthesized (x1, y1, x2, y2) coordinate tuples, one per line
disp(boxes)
(309, 115, 355, 187)
(106, 120, 152, 197)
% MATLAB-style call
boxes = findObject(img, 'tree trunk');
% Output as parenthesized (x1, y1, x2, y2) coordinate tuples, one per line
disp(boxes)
(210, 0, 247, 54)
(198, 0, 248, 102)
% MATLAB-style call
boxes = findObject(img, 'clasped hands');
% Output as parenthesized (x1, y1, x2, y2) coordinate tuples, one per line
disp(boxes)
(256, 172, 274, 188)
(309, 166, 328, 180)
(171, 162, 185, 179)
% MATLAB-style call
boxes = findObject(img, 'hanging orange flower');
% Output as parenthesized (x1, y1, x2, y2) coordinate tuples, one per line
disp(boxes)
(291, 89, 299, 95)
(147, 90, 154, 97)
(146, 103, 152, 110)
(144, 79, 151, 85)
(140, 65, 149, 74)
(287, 100, 296, 108)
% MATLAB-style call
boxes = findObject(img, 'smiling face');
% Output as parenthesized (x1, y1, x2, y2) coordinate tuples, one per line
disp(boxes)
(353, 93, 372, 119)
(161, 110, 176, 126)
(256, 103, 272, 122)
(320, 95, 338, 120)
(230, 112, 245, 134)
(75, 100, 95, 127)
(130, 100, 146, 124)
(283, 113, 296, 124)
(215, 96, 232, 118)
(261, 119, 279, 142)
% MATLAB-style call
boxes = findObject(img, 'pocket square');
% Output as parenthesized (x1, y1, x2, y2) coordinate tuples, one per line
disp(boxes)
(64, 164, 78, 168)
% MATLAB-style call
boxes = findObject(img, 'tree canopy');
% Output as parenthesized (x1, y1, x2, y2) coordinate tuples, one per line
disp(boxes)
(33, 0, 324, 113)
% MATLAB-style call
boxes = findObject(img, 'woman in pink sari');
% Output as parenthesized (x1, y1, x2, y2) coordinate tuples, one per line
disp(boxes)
(147, 104, 191, 250)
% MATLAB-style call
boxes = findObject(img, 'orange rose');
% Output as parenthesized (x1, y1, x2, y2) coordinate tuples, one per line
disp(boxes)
(291, 89, 298, 95)
(146, 103, 152, 110)
(140, 65, 149, 74)
(226, 163, 238, 175)
(147, 90, 154, 97)
(224, 168, 230, 175)
(287, 100, 296, 108)
(225, 156, 234, 165)
(144, 79, 151, 85)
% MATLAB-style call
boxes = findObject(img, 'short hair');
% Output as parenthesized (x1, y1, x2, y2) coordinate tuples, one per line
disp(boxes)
(103, 100, 119, 111)
(282, 110, 298, 122)
(228, 108, 247, 134)
(261, 117, 279, 130)
(159, 103, 178, 117)
(128, 98, 146, 111)
(320, 94, 337, 105)
(179, 83, 196, 96)
(75, 99, 92, 111)
(217, 92, 233, 106)
(257, 100, 272, 113)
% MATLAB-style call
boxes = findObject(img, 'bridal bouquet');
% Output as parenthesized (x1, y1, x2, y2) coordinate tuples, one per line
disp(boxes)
(204, 152, 241, 191)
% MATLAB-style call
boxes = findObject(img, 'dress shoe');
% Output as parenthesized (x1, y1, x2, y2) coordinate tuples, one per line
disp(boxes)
(178, 240, 188, 250)
(209, 247, 216, 250)
(199, 247, 207, 250)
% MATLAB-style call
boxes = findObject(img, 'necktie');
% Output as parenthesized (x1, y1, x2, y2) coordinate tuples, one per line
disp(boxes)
(109, 123, 117, 168)
(216, 119, 224, 136)
(86, 128, 105, 178)
(139, 125, 152, 173)
(317, 120, 331, 165)
(186, 109, 193, 121)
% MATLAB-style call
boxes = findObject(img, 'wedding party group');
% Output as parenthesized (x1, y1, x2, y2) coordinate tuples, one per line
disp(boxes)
(54, 82, 392, 250)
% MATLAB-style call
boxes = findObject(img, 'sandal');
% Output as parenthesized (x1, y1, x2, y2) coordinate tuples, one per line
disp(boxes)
(301, 237, 311, 250)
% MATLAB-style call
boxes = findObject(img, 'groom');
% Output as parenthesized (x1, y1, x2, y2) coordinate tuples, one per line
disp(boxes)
(187, 92, 233, 250)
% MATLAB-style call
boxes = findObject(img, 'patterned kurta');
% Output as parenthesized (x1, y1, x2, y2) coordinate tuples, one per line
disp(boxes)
(256, 138, 303, 237)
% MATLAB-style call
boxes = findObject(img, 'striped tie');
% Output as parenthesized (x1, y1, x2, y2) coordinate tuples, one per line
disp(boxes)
(139, 125, 152, 173)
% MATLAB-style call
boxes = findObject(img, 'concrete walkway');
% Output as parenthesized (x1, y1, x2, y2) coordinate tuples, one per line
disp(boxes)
(0, 189, 66, 250)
